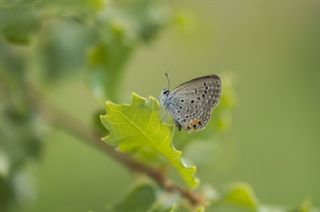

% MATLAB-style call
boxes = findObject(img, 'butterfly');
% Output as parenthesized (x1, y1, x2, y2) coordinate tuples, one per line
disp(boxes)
(159, 74, 221, 132)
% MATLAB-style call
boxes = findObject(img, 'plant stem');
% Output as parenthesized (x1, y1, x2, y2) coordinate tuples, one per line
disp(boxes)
(37, 98, 202, 206)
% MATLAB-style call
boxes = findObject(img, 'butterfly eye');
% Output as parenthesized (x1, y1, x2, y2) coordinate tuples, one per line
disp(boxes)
(163, 90, 169, 95)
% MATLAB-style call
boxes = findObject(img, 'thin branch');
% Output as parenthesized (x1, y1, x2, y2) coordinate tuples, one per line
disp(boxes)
(36, 97, 202, 206)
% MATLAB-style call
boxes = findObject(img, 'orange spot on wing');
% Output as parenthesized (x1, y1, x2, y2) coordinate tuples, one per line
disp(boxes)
(186, 119, 201, 130)
(191, 119, 200, 125)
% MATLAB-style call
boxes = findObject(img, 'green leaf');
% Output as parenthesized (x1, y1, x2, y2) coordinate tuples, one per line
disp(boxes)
(87, 37, 133, 100)
(0, 4, 41, 45)
(295, 199, 312, 212)
(87, 0, 172, 100)
(169, 205, 178, 212)
(222, 182, 259, 210)
(112, 184, 157, 212)
(148, 192, 180, 212)
(115, 0, 172, 43)
(37, 19, 95, 81)
(100, 93, 198, 189)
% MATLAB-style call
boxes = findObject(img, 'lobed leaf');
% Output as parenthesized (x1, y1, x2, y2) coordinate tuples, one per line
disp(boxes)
(100, 93, 198, 189)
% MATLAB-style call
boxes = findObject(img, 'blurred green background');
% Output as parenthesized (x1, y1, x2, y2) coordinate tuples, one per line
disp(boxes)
(1, 0, 320, 211)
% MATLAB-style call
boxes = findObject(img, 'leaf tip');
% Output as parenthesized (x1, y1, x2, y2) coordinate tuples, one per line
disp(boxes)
(131, 92, 147, 104)
(148, 95, 161, 109)
(100, 102, 110, 121)
(99, 114, 105, 120)
(104, 100, 113, 108)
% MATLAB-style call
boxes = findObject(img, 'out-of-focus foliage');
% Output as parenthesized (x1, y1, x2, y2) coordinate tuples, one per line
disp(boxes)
(0, 0, 318, 211)
(0, 0, 175, 210)
(0, 4, 40, 44)
(111, 183, 157, 212)
(100, 93, 198, 189)
(87, 0, 172, 100)
(220, 183, 258, 209)
(37, 19, 95, 81)
(0, 42, 43, 211)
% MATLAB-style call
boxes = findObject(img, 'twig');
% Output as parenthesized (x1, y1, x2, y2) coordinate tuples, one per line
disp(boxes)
(37, 98, 202, 206)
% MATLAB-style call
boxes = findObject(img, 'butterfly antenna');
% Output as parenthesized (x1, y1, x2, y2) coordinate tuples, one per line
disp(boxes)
(165, 73, 170, 90)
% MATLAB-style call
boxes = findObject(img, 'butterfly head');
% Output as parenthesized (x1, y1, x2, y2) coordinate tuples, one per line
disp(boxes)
(159, 89, 170, 108)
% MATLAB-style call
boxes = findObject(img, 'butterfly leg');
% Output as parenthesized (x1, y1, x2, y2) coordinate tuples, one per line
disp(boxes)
(174, 120, 182, 131)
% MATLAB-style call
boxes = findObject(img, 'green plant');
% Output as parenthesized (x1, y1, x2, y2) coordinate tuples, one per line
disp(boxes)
(0, 0, 318, 211)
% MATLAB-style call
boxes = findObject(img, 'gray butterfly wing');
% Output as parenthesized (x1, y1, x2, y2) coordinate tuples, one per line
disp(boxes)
(167, 74, 221, 131)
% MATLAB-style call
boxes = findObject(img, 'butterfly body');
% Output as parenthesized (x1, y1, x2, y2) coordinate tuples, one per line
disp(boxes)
(159, 74, 221, 132)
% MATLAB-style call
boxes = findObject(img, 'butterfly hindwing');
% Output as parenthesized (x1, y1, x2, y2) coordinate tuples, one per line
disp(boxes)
(167, 74, 221, 131)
